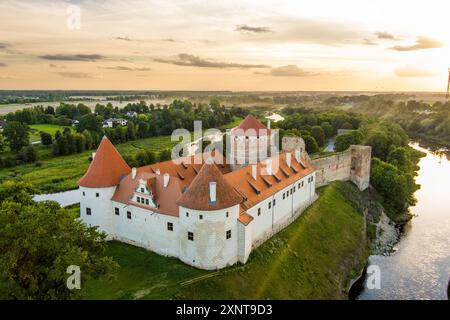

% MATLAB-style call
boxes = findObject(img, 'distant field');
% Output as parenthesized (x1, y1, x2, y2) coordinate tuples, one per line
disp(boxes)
(29, 124, 73, 142)
(83, 181, 367, 300)
(0, 135, 176, 193)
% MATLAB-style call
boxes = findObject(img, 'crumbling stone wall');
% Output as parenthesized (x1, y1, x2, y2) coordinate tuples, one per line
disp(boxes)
(311, 145, 371, 191)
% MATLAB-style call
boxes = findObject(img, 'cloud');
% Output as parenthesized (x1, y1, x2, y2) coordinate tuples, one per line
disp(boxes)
(56, 72, 101, 79)
(154, 53, 270, 69)
(115, 36, 133, 41)
(362, 38, 377, 46)
(394, 67, 435, 77)
(375, 31, 397, 40)
(389, 36, 442, 51)
(235, 24, 272, 33)
(0, 62, 7, 67)
(100, 66, 151, 71)
(256, 65, 317, 77)
(39, 54, 106, 61)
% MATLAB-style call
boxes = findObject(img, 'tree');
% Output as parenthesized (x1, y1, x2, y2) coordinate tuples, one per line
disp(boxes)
(303, 135, 319, 154)
(341, 122, 353, 129)
(320, 122, 334, 138)
(77, 114, 102, 133)
(334, 130, 363, 152)
(370, 158, 408, 216)
(311, 125, 326, 146)
(3, 121, 29, 151)
(19, 145, 38, 163)
(40, 132, 53, 145)
(0, 181, 117, 299)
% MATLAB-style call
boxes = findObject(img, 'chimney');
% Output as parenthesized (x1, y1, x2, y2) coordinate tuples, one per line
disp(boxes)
(266, 159, 272, 176)
(92, 152, 96, 159)
(286, 152, 291, 168)
(132, 167, 137, 179)
(251, 164, 257, 180)
(267, 119, 271, 130)
(295, 149, 301, 163)
(163, 173, 170, 187)
(155, 169, 160, 175)
(209, 182, 217, 203)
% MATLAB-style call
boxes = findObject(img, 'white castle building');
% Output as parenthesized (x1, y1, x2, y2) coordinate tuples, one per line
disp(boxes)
(78, 115, 367, 270)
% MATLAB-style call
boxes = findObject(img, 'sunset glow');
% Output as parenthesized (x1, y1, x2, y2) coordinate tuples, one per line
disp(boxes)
(0, 0, 449, 91)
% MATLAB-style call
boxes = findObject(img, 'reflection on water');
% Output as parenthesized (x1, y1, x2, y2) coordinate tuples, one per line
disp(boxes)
(357, 144, 450, 300)
(33, 189, 80, 207)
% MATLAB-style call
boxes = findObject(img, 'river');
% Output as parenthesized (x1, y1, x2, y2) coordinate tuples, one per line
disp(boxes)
(356, 143, 450, 300)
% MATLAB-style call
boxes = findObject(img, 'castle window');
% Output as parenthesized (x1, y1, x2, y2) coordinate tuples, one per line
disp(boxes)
(199, 215, 203, 220)
(257, 208, 261, 216)
(96, 193, 99, 198)
(226, 212, 229, 218)
(226, 230, 231, 240)
(145, 198, 149, 205)
(127, 211, 131, 219)
(114, 207, 119, 216)
(311, 176, 314, 182)
(293, 186, 296, 192)
(283, 193, 285, 200)
(268, 201, 272, 209)
(141, 187, 144, 193)
(186, 212, 189, 217)
(290, 189, 293, 195)
(287, 191, 289, 197)
(188, 232, 194, 241)
(137, 196, 141, 202)
(302, 181, 304, 187)
(298, 183, 301, 189)
(273, 199, 276, 206)
(86, 208, 91, 216)
(82, 191, 85, 196)
(167, 222, 173, 231)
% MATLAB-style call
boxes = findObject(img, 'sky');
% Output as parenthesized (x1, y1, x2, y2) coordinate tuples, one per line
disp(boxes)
(0, 0, 449, 91)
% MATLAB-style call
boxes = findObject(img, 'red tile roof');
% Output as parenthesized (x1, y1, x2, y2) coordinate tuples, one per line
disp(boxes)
(78, 136, 131, 188)
(224, 151, 315, 210)
(177, 162, 244, 211)
(232, 115, 270, 136)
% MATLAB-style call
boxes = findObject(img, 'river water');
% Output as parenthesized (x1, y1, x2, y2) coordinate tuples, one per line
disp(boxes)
(357, 143, 450, 300)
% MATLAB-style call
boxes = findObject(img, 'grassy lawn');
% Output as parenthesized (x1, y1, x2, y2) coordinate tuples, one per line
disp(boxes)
(29, 124, 73, 142)
(0, 135, 176, 193)
(84, 181, 367, 300)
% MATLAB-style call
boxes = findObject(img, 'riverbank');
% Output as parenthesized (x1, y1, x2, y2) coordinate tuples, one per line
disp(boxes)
(84, 181, 369, 299)
(355, 144, 450, 300)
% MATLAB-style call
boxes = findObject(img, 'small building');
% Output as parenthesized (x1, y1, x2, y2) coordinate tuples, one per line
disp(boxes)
(103, 118, 128, 128)
(125, 111, 138, 118)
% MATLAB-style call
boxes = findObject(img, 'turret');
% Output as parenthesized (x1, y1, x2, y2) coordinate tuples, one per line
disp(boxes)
(177, 163, 243, 269)
(78, 136, 131, 235)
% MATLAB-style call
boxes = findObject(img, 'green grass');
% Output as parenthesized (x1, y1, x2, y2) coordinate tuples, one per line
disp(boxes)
(29, 124, 73, 142)
(83, 241, 207, 300)
(0, 135, 175, 193)
(84, 181, 367, 300)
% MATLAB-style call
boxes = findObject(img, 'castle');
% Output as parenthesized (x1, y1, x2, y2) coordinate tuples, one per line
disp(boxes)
(78, 115, 371, 270)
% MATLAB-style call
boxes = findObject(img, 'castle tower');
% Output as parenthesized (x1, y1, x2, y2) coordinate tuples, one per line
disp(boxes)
(78, 136, 131, 234)
(177, 162, 243, 269)
(229, 115, 274, 170)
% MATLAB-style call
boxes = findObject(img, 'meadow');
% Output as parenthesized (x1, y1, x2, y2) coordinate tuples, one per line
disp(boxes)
(0, 135, 176, 193)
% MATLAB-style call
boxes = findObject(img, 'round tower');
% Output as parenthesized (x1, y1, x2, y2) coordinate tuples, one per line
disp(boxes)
(176, 163, 243, 270)
(78, 136, 131, 236)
